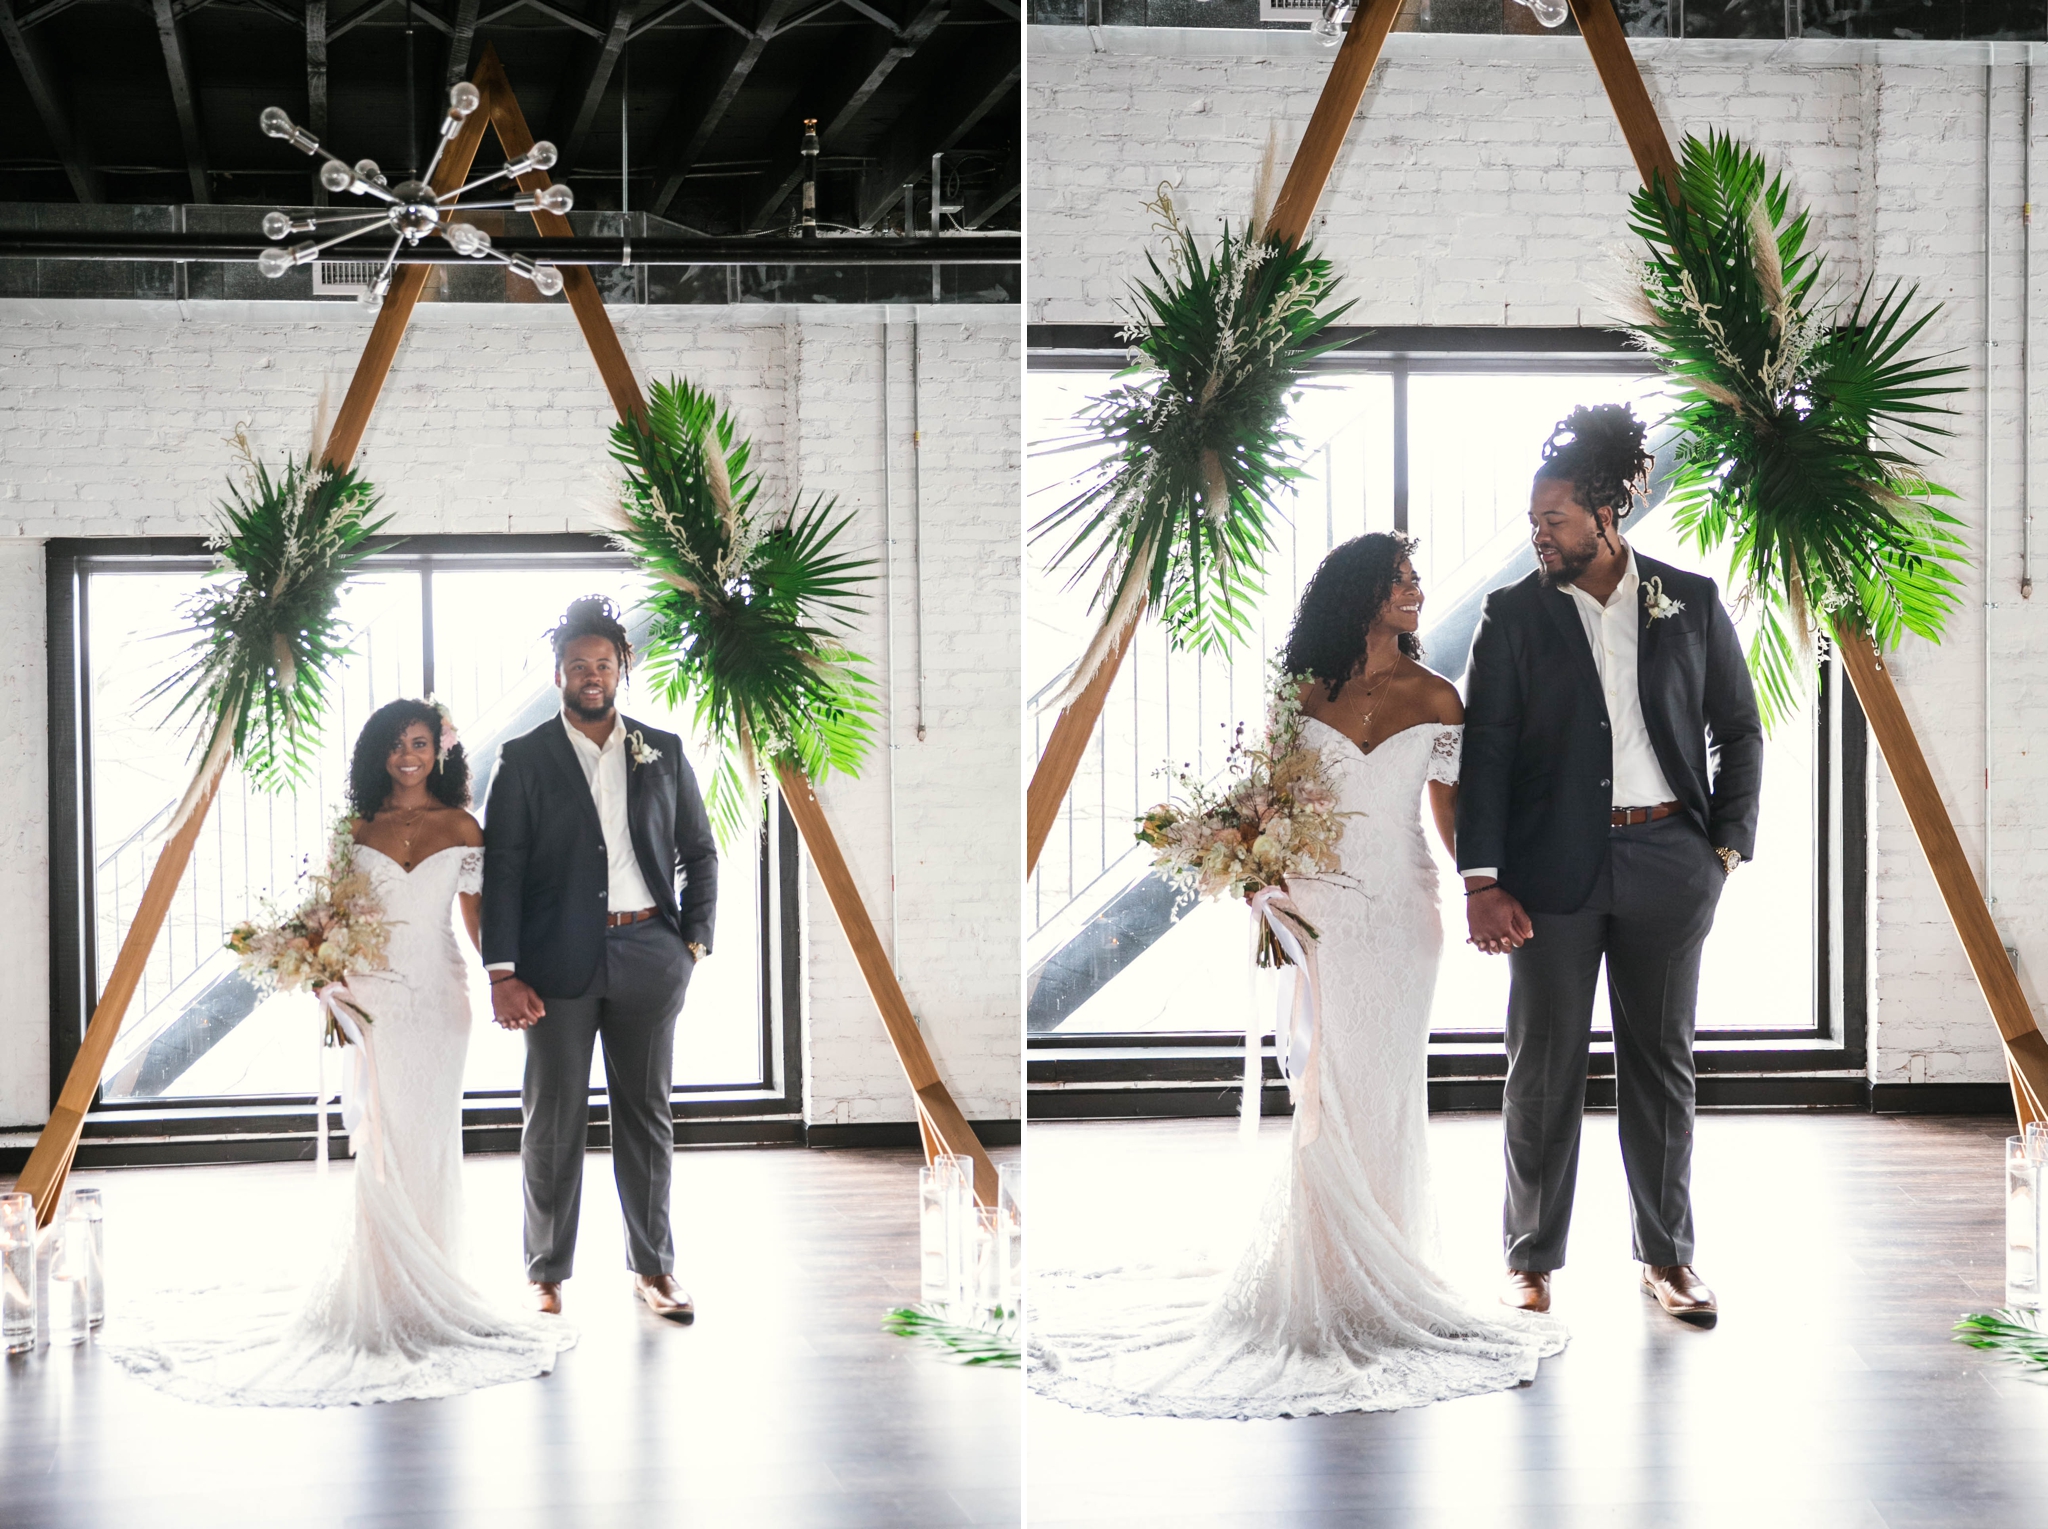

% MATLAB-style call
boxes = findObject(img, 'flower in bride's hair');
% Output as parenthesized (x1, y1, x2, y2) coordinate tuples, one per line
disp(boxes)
(427, 695, 459, 755)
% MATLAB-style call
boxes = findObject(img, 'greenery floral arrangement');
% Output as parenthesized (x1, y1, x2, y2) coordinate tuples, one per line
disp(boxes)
(1033, 188, 1351, 704)
(1136, 665, 1345, 967)
(1954, 1310, 2048, 1376)
(1623, 130, 1968, 728)
(155, 431, 387, 822)
(226, 814, 389, 1040)
(883, 1304, 1020, 1368)
(608, 377, 877, 846)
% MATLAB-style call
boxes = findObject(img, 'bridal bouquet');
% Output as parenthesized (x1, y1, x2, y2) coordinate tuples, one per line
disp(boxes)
(1136, 668, 1345, 967)
(226, 815, 390, 1041)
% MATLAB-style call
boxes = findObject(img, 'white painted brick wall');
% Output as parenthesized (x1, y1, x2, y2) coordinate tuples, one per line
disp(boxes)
(1030, 28, 2048, 1087)
(0, 298, 1021, 1128)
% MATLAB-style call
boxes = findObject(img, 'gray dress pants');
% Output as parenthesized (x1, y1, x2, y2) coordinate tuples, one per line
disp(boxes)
(1502, 814, 1725, 1272)
(521, 917, 693, 1282)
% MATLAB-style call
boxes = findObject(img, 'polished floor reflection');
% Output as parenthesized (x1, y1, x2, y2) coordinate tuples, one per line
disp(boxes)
(2, 1143, 1020, 1528)
(1028, 1112, 2045, 1528)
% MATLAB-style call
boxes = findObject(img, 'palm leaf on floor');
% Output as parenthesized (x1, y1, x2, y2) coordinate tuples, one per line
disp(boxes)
(1954, 1311, 2048, 1375)
(1624, 129, 1968, 730)
(608, 376, 878, 846)
(883, 1304, 1020, 1368)
(1032, 188, 1351, 706)
(151, 432, 388, 827)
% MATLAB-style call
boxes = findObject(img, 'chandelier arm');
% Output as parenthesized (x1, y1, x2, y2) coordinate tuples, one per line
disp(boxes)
(327, 159, 404, 206)
(440, 166, 516, 202)
(304, 210, 399, 229)
(307, 223, 400, 261)
(442, 197, 524, 211)
(368, 232, 406, 284)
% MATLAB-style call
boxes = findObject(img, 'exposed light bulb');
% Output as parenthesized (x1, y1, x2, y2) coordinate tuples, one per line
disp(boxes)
(530, 262, 564, 296)
(515, 184, 574, 215)
(261, 211, 294, 240)
(257, 246, 294, 278)
(445, 222, 492, 257)
(259, 106, 321, 154)
(449, 82, 481, 118)
(320, 160, 355, 194)
(354, 159, 387, 188)
(1311, 0, 1353, 43)
(1515, 0, 1569, 25)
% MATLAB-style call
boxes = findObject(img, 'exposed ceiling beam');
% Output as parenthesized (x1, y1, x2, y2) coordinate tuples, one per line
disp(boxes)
(743, 0, 947, 231)
(979, 0, 1015, 16)
(331, 0, 458, 41)
(0, 0, 102, 202)
(443, 0, 480, 85)
(557, 0, 641, 171)
(644, 0, 808, 218)
(856, 45, 1014, 228)
(962, 163, 1015, 228)
(151, 0, 211, 203)
(307, 0, 328, 202)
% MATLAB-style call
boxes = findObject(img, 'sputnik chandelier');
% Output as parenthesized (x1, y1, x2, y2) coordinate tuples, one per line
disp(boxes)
(253, 82, 576, 308)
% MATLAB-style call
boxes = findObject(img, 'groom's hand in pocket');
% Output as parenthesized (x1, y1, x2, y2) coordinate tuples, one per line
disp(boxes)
(490, 975, 545, 1029)
(1465, 881, 1534, 955)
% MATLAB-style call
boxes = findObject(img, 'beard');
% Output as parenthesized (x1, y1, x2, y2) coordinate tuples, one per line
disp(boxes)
(563, 689, 616, 722)
(1537, 528, 1604, 589)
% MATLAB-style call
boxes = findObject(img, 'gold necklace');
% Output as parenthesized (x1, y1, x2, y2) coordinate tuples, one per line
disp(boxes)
(384, 803, 430, 867)
(1353, 655, 1401, 742)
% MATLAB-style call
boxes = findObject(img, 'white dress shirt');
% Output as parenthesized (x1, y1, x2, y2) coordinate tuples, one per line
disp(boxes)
(558, 711, 660, 913)
(1466, 546, 1676, 885)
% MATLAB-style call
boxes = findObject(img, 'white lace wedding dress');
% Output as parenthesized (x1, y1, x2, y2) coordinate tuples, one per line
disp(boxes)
(109, 845, 577, 1407)
(1029, 720, 1568, 1419)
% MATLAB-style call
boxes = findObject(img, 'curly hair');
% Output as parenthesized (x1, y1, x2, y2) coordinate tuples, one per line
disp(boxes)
(1282, 532, 1422, 702)
(1533, 402, 1653, 525)
(548, 594, 632, 672)
(347, 699, 471, 818)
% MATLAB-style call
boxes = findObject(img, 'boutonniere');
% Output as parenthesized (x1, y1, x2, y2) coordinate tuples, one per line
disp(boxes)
(1642, 576, 1686, 622)
(627, 729, 662, 766)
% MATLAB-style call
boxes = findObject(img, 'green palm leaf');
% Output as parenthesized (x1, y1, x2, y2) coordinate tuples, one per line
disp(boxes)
(1033, 192, 1351, 683)
(609, 377, 878, 846)
(151, 443, 388, 795)
(1628, 130, 1968, 730)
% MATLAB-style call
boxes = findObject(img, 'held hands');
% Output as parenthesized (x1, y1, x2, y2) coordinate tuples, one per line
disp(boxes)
(1465, 881, 1533, 955)
(490, 974, 545, 1030)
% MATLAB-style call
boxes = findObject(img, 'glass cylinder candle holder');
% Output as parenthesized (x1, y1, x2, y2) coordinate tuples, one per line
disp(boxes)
(2027, 1121, 2048, 1164)
(37, 1192, 90, 1346)
(996, 1162, 1024, 1316)
(942, 1156, 978, 1315)
(0, 1193, 34, 1354)
(971, 1205, 1003, 1325)
(918, 1164, 952, 1308)
(2008, 1136, 2041, 1311)
(68, 1187, 104, 1329)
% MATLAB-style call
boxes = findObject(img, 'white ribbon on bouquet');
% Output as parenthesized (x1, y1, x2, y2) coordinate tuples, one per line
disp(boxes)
(314, 984, 386, 1183)
(1246, 885, 1325, 1149)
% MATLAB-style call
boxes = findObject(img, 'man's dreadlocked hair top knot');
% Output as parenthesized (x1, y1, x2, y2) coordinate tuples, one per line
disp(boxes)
(548, 594, 633, 672)
(1534, 403, 1653, 525)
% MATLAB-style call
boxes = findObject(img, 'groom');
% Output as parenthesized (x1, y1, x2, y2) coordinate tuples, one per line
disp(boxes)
(481, 595, 718, 1321)
(1458, 405, 1762, 1326)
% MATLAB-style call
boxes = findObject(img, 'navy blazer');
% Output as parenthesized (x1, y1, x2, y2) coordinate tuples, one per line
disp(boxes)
(1454, 551, 1763, 916)
(479, 714, 718, 999)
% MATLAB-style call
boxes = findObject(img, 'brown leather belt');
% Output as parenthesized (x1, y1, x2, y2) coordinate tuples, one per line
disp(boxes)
(606, 907, 658, 928)
(1611, 801, 1682, 827)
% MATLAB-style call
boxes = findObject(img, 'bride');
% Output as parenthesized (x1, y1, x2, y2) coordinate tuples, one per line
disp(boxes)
(111, 699, 576, 1407)
(1030, 533, 1567, 1419)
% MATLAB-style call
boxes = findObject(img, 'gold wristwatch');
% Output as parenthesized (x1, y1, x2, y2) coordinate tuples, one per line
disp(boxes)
(1715, 847, 1742, 877)
(687, 941, 708, 961)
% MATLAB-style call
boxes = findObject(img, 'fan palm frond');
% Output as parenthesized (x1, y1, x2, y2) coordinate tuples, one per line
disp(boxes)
(151, 444, 387, 809)
(1955, 1310, 2048, 1374)
(883, 1304, 1020, 1367)
(1032, 191, 1351, 702)
(609, 377, 878, 845)
(1628, 130, 1968, 730)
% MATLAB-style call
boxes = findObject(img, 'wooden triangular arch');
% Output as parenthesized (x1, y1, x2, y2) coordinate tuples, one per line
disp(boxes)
(16, 44, 998, 1223)
(1023, 0, 2048, 1130)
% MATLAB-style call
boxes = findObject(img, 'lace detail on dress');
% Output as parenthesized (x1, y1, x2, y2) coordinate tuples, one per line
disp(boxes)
(457, 847, 484, 896)
(107, 842, 575, 1407)
(1029, 717, 1565, 1420)
(1427, 724, 1463, 786)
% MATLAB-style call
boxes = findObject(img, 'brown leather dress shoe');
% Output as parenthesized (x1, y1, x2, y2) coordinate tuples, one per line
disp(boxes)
(530, 1281, 563, 1316)
(1500, 1269, 1551, 1313)
(634, 1272, 695, 1323)
(1642, 1264, 1717, 1325)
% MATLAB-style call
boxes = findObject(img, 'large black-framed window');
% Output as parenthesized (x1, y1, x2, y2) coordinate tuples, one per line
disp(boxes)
(47, 534, 803, 1128)
(1025, 326, 1871, 1101)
